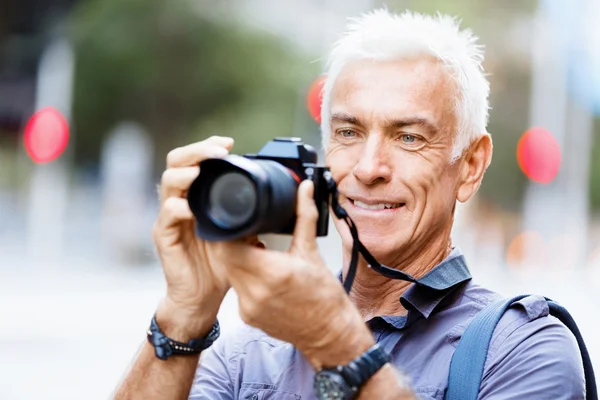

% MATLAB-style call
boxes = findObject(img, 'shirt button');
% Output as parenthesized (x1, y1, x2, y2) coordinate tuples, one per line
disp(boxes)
(251, 394, 259, 400)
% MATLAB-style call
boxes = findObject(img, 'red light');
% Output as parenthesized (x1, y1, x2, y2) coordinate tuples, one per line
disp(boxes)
(516, 127, 561, 184)
(24, 107, 70, 164)
(306, 76, 326, 123)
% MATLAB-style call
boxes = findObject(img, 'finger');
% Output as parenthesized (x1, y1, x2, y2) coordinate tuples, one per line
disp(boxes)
(166, 136, 234, 168)
(159, 166, 200, 205)
(289, 180, 319, 253)
(212, 239, 267, 272)
(155, 197, 194, 232)
(215, 243, 288, 294)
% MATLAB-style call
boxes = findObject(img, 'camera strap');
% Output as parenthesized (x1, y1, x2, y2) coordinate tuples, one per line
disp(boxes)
(325, 177, 419, 294)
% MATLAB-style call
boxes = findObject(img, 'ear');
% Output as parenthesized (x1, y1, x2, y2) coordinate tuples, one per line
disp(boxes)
(457, 133, 493, 203)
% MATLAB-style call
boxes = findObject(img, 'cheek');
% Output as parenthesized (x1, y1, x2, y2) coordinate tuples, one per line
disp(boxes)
(325, 146, 356, 180)
(403, 156, 457, 212)
(418, 166, 459, 219)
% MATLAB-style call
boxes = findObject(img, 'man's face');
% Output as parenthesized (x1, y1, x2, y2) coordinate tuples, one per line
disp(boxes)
(325, 57, 463, 266)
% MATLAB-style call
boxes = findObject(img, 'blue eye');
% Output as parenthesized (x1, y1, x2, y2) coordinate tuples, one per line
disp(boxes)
(340, 130, 356, 138)
(401, 134, 416, 143)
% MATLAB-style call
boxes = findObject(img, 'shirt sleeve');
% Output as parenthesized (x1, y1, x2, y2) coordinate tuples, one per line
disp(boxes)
(478, 313, 586, 400)
(188, 333, 236, 400)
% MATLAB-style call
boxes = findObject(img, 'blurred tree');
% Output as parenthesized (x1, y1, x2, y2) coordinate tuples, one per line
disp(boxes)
(480, 66, 532, 212)
(68, 0, 317, 174)
(588, 118, 600, 212)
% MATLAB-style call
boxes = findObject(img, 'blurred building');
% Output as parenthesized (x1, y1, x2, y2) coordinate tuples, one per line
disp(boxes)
(0, 0, 79, 134)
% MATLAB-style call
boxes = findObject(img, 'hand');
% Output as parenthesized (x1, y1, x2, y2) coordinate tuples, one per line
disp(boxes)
(213, 180, 374, 369)
(153, 136, 235, 339)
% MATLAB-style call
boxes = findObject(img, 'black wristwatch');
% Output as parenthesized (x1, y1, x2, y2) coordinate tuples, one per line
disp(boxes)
(146, 314, 220, 360)
(314, 343, 389, 400)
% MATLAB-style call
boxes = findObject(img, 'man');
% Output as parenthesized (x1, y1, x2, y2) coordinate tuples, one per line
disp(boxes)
(114, 9, 585, 400)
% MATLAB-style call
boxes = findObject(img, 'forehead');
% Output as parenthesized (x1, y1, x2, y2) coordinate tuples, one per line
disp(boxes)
(330, 57, 457, 131)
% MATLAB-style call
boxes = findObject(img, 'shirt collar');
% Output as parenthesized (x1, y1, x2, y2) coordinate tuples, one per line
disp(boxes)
(399, 248, 471, 319)
(360, 248, 472, 330)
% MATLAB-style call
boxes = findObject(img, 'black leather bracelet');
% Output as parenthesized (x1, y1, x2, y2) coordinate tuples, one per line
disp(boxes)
(146, 314, 220, 360)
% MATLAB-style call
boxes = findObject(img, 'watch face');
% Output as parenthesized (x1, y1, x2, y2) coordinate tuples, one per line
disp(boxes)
(314, 370, 353, 400)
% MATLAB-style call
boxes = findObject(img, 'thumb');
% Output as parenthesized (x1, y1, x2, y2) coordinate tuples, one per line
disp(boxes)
(289, 179, 319, 253)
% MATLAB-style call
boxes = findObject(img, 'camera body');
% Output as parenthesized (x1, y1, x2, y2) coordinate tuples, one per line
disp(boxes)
(187, 137, 331, 242)
(243, 137, 331, 236)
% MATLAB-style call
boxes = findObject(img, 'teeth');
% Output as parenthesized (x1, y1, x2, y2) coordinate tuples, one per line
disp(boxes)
(353, 200, 401, 210)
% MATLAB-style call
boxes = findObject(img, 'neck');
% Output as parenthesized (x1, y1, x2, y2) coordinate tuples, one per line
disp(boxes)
(343, 232, 453, 321)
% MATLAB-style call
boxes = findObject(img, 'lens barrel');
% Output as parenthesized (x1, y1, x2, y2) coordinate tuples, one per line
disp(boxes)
(207, 172, 257, 230)
(187, 155, 299, 241)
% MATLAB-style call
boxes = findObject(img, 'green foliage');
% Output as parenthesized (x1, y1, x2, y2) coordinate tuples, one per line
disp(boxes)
(478, 66, 532, 211)
(391, 0, 537, 28)
(588, 118, 600, 211)
(68, 0, 318, 171)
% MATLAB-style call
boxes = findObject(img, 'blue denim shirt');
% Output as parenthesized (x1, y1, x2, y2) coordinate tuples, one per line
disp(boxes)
(190, 250, 585, 399)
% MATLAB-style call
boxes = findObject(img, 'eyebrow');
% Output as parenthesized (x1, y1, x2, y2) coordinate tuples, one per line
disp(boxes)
(331, 112, 438, 136)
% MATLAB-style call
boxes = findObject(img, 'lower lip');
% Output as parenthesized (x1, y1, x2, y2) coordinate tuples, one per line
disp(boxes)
(348, 199, 405, 213)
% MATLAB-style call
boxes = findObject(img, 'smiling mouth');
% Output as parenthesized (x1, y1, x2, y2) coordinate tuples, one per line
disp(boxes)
(349, 199, 405, 211)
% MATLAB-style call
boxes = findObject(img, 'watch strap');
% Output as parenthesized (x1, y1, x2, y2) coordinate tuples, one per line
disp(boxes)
(340, 343, 389, 391)
(146, 314, 220, 360)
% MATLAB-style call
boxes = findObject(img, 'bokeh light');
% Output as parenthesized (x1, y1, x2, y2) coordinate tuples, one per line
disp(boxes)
(506, 230, 546, 275)
(24, 107, 70, 164)
(306, 75, 326, 123)
(516, 127, 562, 184)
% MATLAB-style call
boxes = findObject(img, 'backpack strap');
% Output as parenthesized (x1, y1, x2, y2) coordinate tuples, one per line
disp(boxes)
(445, 295, 528, 400)
(546, 300, 597, 399)
(445, 295, 597, 400)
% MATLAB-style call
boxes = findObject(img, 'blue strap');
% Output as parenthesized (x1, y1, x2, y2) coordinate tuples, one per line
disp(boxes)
(546, 301, 597, 400)
(445, 295, 597, 400)
(445, 295, 528, 400)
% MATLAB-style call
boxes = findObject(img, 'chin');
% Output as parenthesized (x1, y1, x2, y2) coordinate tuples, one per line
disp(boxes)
(334, 219, 407, 266)
(362, 236, 407, 265)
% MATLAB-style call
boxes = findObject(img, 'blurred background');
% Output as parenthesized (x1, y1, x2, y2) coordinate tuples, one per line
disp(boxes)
(1, 0, 599, 398)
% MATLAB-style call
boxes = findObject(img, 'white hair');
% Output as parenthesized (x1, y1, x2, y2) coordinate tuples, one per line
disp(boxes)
(320, 9, 490, 160)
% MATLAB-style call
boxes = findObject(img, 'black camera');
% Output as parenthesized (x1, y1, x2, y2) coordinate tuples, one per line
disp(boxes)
(187, 137, 331, 242)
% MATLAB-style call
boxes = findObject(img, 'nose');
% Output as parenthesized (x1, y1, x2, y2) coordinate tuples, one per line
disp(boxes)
(352, 134, 392, 185)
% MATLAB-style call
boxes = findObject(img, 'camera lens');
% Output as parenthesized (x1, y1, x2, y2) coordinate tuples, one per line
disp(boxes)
(187, 139, 330, 242)
(207, 172, 257, 229)
(187, 155, 301, 241)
